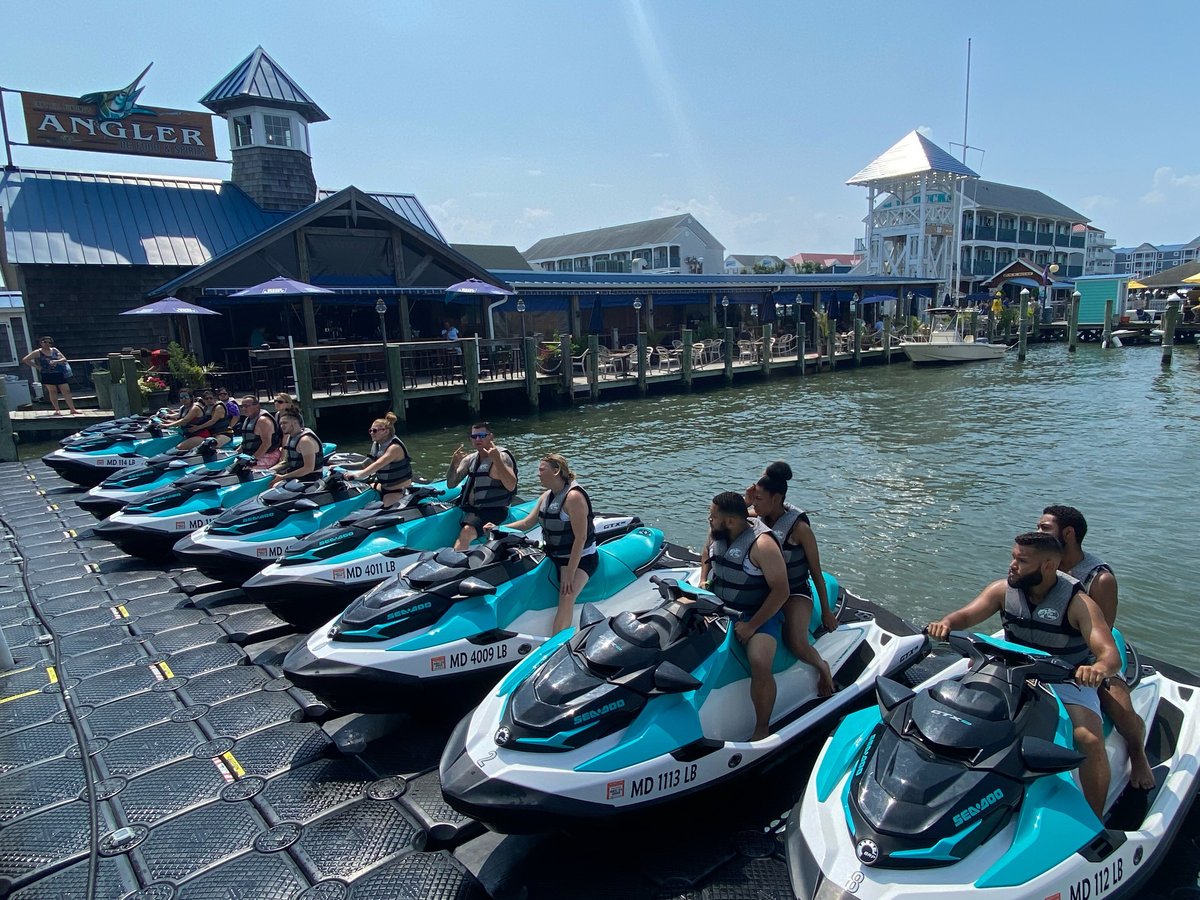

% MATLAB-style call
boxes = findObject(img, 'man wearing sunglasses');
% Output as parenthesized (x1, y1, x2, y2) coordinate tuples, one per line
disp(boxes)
(446, 422, 518, 551)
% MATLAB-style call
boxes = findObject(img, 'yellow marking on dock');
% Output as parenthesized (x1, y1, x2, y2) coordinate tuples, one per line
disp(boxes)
(0, 688, 41, 705)
(111, 605, 129, 619)
(221, 751, 245, 778)
(157, 662, 175, 680)
(47, 666, 58, 684)
(64, 529, 77, 538)
(0, 665, 38, 679)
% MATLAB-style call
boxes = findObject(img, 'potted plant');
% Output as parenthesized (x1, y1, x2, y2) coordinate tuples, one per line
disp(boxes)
(137, 374, 170, 412)
(165, 342, 212, 391)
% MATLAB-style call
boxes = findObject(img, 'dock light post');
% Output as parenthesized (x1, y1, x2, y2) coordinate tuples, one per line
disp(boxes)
(906, 291, 913, 319)
(516, 297, 526, 339)
(1043, 263, 1059, 319)
(633, 296, 642, 334)
(375, 297, 388, 346)
(721, 295, 729, 328)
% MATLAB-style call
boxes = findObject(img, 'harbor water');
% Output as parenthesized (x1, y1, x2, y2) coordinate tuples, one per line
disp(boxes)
(352, 343, 1197, 665)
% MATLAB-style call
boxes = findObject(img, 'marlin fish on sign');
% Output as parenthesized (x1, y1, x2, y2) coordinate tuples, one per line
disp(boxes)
(79, 64, 157, 121)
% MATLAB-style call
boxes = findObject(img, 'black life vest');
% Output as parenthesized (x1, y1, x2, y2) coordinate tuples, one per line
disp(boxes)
(461, 447, 517, 509)
(708, 521, 777, 613)
(1001, 573, 1089, 664)
(283, 427, 324, 481)
(538, 481, 596, 560)
(370, 436, 412, 487)
(239, 409, 281, 457)
(763, 503, 811, 595)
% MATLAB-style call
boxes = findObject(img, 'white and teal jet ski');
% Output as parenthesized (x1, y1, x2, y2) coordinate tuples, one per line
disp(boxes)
(282, 523, 677, 711)
(439, 576, 929, 833)
(785, 630, 1200, 900)
(42, 422, 184, 487)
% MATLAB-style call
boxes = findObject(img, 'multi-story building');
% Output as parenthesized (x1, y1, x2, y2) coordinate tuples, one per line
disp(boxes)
(787, 251, 862, 273)
(524, 214, 725, 275)
(1078, 225, 1116, 276)
(1112, 237, 1200, 278)
(724, 254, 793, 274)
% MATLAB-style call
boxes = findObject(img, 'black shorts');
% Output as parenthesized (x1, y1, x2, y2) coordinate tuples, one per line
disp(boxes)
(40, 371, 68, 386)
(461, 506, 510, 533)
(550, 552, 600, 579)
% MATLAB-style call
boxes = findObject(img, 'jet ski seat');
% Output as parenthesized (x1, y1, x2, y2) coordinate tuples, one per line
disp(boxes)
(611, 610, 664, 649)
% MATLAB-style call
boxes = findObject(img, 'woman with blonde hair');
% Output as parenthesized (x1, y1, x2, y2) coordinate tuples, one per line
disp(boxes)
(490, 452, 597, 635)
(345, 411, 412, 505)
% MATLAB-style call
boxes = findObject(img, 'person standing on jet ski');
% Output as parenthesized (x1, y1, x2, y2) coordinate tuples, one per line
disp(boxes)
(926, 531, 1121, 817)
(446, 422, 518, 551)
(487, 453, 597, 635)
(345, 412, 412, 505)
(270, 410, 324, 486)
(747, 461, 837, 697)
(701, 491, 792, 742)
(1038, 505, 1155, 791)
(236, 395, 283, 468)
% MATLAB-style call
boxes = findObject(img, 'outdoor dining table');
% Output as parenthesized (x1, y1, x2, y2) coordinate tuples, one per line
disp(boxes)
(608, 351, 634, 376)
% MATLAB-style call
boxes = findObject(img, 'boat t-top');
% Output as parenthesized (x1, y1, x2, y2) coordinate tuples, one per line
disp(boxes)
(900, 307, 1009, 366)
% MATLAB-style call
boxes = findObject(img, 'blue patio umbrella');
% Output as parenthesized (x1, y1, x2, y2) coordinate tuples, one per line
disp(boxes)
(230, 276, 334, 298)
(122, 297, 221, 347)
(445, 279, 516, 339)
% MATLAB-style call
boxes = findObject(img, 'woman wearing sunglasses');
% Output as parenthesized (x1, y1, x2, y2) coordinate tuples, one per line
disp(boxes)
(489, 453, 596, 635)
(446, 422, 518, 551)
(345, 411, 412, 505)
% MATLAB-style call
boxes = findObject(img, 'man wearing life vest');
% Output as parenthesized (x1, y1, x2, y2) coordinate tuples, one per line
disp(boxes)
(446, 422, 518, 551)
(1038, 505, 1154, 790)
(270, 410, 324, 487)
(236, 396, 282, 468)
(927, 532, 1121, 816)
(701, 491, 792, 742)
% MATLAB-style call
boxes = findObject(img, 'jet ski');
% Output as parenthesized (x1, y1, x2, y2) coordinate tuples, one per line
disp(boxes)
(440, 576, 929, 833)
(172, 461, 374, 584)
(62, 414, 153, 442)
(785, 630, 1200, 900)
(76, 438, 334, 519)
(42, 423, 185, 487)
(92, 454, 277, 561)
(283, 522, 673, 710)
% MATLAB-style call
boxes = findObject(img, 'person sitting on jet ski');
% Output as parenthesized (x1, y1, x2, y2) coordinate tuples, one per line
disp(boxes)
(172, 389, 232, 452)
(747, 461, 837, 697)
(701, 491, 792, 742)
(486, 452, 597, 635)
(926, 531, 1121, 817)
(270, 410, 324, 486)
(446, 422, 518, 551)
(345, 411, 412, 505)
(235, 395, 283, 469)
(1038, 505, 1154, 791)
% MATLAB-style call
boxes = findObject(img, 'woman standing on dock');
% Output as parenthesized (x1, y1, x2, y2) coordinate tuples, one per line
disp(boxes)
(747, 461, 837, 696)
(345, 412, 413, 505)
(22, 336, 80, 416)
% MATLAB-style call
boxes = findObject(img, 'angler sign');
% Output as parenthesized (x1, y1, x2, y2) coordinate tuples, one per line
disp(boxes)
(20, 64, 216, 161)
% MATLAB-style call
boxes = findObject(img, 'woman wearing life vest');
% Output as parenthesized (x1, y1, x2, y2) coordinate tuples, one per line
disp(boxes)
(345, 412, 413, 505)
(489, 453, 596, 636)
(746, 461, 837, 697)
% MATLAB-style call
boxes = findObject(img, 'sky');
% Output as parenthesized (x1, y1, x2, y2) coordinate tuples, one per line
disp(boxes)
(4, 0, 1198, 259)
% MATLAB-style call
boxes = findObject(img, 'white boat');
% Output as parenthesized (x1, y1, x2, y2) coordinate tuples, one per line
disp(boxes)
(900, 307, 1009, 365)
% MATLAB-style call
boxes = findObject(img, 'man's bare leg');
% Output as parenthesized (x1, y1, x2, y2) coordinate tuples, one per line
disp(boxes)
(1101, 681, 1155, 790)
(1069, 705, 1111, 818)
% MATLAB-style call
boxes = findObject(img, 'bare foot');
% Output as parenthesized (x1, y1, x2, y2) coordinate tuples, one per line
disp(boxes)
(750, 727, 770, 742)
(1129, 750, 1155, 790)
(50, 411, 62, 416)
(816, 658, 835, 698)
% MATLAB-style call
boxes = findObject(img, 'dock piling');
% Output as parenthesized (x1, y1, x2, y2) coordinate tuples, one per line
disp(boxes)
(723, 327, 734, 384)
(562, 334, 575, 403)
(882, 315, 892, 365)
(797, 323, 807, 375)
(0, 380, 16, 464)
(1018, 291, 1030, 361)
(1102, 299, 1114, 349)
(523, 337, 539, 409)
(636, 332, 648, 396)
(385, 344, 406, 428)
(680, 328, 694, 389)
(293, 349, 315, 417)
(464, 338, 481, 417)
(120, 355, 141, 414)
(852, 318, 862, 367)
(761, 323, 773, 378)
(587, 334, 600, 401)
(1067, 291, 1081, 353)
(1162, 300, 1180, 366)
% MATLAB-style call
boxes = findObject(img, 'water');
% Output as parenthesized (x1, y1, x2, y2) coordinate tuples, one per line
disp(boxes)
(350, 343, 1198, 665)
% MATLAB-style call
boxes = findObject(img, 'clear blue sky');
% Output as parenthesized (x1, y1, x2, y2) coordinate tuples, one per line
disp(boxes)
(5, 0, 1196, 258)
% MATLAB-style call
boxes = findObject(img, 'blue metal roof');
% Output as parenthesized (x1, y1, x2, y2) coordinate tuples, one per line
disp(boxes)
(200, 46, 329, 122)
(491, 269, 930, 292)
(0, 168, 285, 267)
(315, 190, 444, 242)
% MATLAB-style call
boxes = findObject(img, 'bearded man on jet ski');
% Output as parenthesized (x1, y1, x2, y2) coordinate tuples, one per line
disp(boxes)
(927, 530, 1121, 816)
(1038, 504, 1155, 791)
(344, 411, 412, 505)
(270, 410, 323, 486)
(234, 396, 283, 468)
(484, 452, 597, 635)
(701, 490, 791, 742)
(446, 421, 518, 551)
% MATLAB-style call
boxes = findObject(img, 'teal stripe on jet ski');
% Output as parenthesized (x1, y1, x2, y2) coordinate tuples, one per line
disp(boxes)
(890, 817, 982, 861)
(972, 632, 1051, 657)
(574, 695, 702, 773)
(975, 771, 1100, 888)
(816, 707, 882, 802)
(495, 629, 574, 697)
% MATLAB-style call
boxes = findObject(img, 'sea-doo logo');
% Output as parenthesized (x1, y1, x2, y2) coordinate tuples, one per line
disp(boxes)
(318, 531, 354, 547)
(727, 547, 744, 560)
(572, 699, 625, 726)
(494, 727, 510, 746)
(387, 601, 430, 620)
(856, 839, 880, 864)
(952, 788, 1005, 827)
(1036, 607, 1060, 622)
(931, 709, 972, 726)
(853, 734, 877, 777)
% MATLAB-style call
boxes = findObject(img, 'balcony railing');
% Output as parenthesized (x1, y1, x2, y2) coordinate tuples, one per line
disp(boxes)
(973, 226, 997, 241)
(1018, 230, 1037, 244)
(996, 228, 1017, 243)
(1036, 234, 1054, 247)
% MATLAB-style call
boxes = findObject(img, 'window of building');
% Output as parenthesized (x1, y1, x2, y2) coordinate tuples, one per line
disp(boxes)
(669, 246, 680, 269)
(557, 259, 573, 272)
(633, 249, 652, 267)
(0, 323, 14, 364)
(263, 114, 293, 147)
(653, 247, 668, 269)
(574, 257, 591, 272)
(233, 115, 253, 147)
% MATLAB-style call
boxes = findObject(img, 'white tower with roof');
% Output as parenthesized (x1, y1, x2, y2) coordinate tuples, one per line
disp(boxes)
(847, 131, 978, 290)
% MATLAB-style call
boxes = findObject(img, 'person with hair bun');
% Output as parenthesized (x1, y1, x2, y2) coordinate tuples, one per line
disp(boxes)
(747, 461, 837, 696)
(345, 412, 412, 505)
(490, 453, 597, 635)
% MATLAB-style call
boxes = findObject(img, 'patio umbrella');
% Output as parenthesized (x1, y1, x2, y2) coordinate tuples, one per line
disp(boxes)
(445, 278, 516, 339)
(1182, 273, 1200, 285)
(1126, 279, 1147, 290)
(121, 296, 221, 347)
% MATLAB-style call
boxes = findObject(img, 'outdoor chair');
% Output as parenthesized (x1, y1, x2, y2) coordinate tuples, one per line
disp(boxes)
(654, 346, 680, 374)
(595, 346, 617, 379)
(692, 342, 707, 368)
(737, 340, 756, 363)
(571, 349, 589, 376)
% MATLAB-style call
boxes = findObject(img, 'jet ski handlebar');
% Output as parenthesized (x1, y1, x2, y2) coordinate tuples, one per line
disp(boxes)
(648, 575, 735, 618)
(945, 630, 1101, 687)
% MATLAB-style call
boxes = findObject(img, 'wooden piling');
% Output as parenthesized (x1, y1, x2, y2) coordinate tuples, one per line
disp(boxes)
(882, 315, 892, 365)
(385, 344, 406, 428)
(561, 334, 574, 404)
(761, 323, 773, 378)
(826, 324, 836, 371)
(1067, 293, 1080, 353)
(464, 338, 481, 418)
(1161, 300, 1180, 366)
(523, 336, 539, 409)
(120, 356, 141, 414)
(0, 380, 17, 463)
(852, 318, 862, 367)
(587, 334, 600, 401)
(723, 327, 734, 384)
(1017, 296, 1029, 361)
(680, 328, 694, 389)
(1102, 299, 1114, 349)
(293, 349, 315, 417)
(636, 332, 648, 396)
(797, 323, 807, 375)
